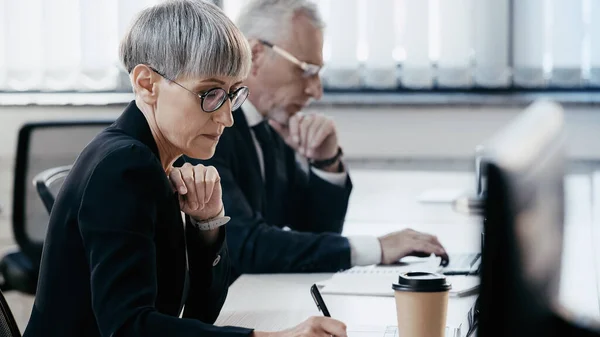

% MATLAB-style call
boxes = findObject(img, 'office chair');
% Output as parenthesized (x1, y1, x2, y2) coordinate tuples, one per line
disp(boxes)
(0, 290, 21, 337)
(0, 120, 113, 295)
(33, 166, 72, 214)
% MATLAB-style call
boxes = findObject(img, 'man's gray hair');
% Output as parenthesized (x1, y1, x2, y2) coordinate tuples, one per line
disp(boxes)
(236, 0, 325, 44)
(120, 0, 251, 81)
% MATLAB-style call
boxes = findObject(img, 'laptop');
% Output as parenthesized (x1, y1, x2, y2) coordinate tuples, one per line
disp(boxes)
(402, 252, 482, 275)
(441, 252, 482, 275)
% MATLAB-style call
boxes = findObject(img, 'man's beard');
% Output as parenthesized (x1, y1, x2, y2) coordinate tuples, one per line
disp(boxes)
(267, 107, 291, 127)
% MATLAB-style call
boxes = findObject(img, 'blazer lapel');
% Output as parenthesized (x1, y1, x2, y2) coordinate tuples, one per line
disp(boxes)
(113, 101, 186, 315)
(154, 192, 187, 315)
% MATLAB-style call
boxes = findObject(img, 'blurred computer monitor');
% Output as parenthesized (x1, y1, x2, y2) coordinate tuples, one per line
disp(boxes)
(477, 100, 600, 337)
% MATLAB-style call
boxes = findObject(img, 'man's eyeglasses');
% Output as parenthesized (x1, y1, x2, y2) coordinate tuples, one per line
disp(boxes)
(149, 67, 249, 113)
(258, 40, 323, 78)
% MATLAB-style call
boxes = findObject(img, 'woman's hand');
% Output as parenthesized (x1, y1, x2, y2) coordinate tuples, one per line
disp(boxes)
(169, 163, 223, 221)
(253, 316, 347, 337)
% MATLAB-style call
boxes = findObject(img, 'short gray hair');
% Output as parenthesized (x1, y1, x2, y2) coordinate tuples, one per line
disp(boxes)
(236, 0, 325, 44)
(120, 0, 251, 81)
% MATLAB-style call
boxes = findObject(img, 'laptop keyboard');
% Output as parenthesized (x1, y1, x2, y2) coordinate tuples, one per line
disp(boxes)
(383, 326, 397, 337)
(442, 253, 481, 275)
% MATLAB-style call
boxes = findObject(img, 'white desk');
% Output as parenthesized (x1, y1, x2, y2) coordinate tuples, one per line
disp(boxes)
(345, 170, 592, 227)
(345, 170, 478, 226)
(216, 273, 476, 332)
(216, 170, 600, 332)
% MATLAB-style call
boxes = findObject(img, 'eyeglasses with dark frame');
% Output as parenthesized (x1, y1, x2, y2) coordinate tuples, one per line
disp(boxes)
(258, 40, 324, 78)
(148, 66, 249, 113)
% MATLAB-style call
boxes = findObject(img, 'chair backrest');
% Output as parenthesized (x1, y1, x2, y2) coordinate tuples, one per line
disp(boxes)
(13, 121, 114, 268)
(0, 289, 21, 337)
(33, 165, 72, 215)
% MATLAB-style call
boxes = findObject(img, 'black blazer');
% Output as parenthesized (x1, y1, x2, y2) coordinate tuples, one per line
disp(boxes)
(183, 108, 353, 279)
(24, 102, 252, 337)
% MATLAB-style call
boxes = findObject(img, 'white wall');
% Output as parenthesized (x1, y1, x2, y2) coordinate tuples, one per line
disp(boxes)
(309, 105, 600, 160)
(2, 103, 600, 162)
(1, 102, 600, 243)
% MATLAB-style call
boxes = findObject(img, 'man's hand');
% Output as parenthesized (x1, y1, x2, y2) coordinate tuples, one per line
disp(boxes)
(168, 163, 223, 221)
(269, 113, 339, 161)
(253, 316, 347, 337)
(378, 229, 449, 265)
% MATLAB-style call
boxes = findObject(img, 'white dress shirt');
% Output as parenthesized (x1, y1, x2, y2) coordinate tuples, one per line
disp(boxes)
(242, 101, 382, 266)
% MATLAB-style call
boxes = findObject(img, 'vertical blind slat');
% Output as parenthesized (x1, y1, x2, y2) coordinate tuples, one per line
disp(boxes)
(5, 0, 44, 91)
(43, 0, 80, 91)
(513, 0, 548, 87)
(473, 0, 510, 87)
(589, 0, 600, 86)
(325, 0, 360, 89)
(79, 0, 119, 91)
(437, 0, 473, 88)
(0, 0, 597, 92)
(364, 0, 397, 89)
(551, 0, 584, 87)
(0, 0, 6, 90)
(402, 0, 432, 88)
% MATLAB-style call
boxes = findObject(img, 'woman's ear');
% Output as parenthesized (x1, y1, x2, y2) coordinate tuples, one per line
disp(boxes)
(249, 39, 266, 76)
(131, 64, 159, 105)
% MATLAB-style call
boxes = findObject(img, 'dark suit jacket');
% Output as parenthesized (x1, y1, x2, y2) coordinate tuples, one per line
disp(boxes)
(24, 101, 252, 337)
(183, 108, 353, 279)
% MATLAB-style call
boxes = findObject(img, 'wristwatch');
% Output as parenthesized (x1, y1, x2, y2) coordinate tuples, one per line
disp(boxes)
(310, 147, 343, 169)
(189, 207, 231, 231)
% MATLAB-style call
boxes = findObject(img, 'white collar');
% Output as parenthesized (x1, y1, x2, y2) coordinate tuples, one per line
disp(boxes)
(241, 101, 265, 128)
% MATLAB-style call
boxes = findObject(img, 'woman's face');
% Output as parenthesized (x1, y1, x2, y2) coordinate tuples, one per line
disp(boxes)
(154, 75, 244, 160)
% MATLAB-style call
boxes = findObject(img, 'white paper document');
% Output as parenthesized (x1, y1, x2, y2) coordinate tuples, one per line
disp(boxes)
(216, 310, 316, 331)
(317, 264, 479, 298)
(217, 312, 461, 337)
(348, 325, 461, 337)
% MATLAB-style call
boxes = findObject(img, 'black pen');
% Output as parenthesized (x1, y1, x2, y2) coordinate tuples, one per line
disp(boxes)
(310, 284, 331, 317)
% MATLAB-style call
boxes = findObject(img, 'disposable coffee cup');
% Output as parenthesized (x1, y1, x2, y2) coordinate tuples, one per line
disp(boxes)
(392, 272, 451, 337)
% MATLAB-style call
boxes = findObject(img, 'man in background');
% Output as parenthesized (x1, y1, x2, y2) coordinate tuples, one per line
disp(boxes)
(182, 0, 449, 279)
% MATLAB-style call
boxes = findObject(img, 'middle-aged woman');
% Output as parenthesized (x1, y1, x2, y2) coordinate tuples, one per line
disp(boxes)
(23, 1, 347, 337)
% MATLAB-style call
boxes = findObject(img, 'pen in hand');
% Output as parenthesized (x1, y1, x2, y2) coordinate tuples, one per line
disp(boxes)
(310, 284, 331, 317)
(310, 284, 349, 337)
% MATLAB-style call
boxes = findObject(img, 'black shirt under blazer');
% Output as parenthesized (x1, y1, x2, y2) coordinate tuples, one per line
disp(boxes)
(24, 101, 252, 337)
